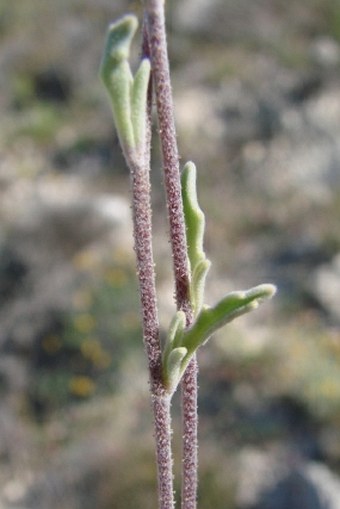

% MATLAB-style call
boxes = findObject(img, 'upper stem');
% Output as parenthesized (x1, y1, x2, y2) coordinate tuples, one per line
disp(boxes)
(144, 0, 191, 313)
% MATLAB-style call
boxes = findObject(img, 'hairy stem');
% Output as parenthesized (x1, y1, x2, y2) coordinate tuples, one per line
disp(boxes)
(143, 1, 198, 507)
(128, 151, 175, 509)
(181, 358, 198, 509)
(144, 0, 191, 310)
(152, 392, 175, 509)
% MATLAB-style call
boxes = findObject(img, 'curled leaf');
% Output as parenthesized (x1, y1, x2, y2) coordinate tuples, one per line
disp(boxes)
(100, 15, 136, 150)
(182, 161, 205, 269)
(181, 161, 210, 314)
(100, 15, 151, 158)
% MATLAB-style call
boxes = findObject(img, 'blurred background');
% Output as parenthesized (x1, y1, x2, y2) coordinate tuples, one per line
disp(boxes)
(1, 0, 340, 507)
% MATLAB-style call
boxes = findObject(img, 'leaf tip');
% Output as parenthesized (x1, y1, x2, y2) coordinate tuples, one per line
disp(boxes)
(247, 283, 277, 301)
(100, 14, 138, 83)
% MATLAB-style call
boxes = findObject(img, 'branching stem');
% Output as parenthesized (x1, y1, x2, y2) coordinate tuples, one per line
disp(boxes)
(143, 1, 198, 508)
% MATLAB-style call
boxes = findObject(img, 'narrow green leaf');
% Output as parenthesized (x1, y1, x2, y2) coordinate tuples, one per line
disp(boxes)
(181, 161, 210, 314)
(131, 58, 151, 149)
(162, 311, 186, 394)
(161, 284, 276, 392)
(163, 347, 188, 394)
(181, 161, 205, 270)
(162, 311, 186, 366)
(181, 284, 277, 354)
(191, 258, 211, 313)
(100, 15, 138, 151)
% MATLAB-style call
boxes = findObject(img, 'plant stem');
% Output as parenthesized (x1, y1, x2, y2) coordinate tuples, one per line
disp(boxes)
(143, 1, 198, 507)
(152, 392, 175, 509)
(180, 358, 198, 509)
(143, 0, 191, 311)
(128, 149, 175, 509)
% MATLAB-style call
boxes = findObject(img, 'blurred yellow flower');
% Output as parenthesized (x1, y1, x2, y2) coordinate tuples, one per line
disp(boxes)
(73, 313, 96, 333)
(81, 338, 101, 357)
(69, 376, 95, 397)
(81, 339, 112, 369)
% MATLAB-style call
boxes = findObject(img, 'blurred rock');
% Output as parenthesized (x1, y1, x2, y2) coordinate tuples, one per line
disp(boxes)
(0, 247, 27, 306)
(175, 87, 226, 142)
(313, 253, 340, 323)
(174, 0, 293, 43)
(266, 237, 331, 306)
(309, 37, 340, 68)
(241, 83, 340, 203)
(237, 447, 340, 509)
(33, 68, 72, 104)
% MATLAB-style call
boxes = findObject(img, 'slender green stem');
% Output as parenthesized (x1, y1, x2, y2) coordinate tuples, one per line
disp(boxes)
(143, 1, 198, 508)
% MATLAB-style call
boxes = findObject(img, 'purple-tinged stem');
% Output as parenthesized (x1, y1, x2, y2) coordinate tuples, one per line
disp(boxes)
(128, 152, 161, 385)
(152, 392, 174, 509)
(180, 358, 198, 509)
(144, 0, 191, 310)
(143, 1, 198, 508)
(129, 28, 174, 507)
(128, 149, 175, 509)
